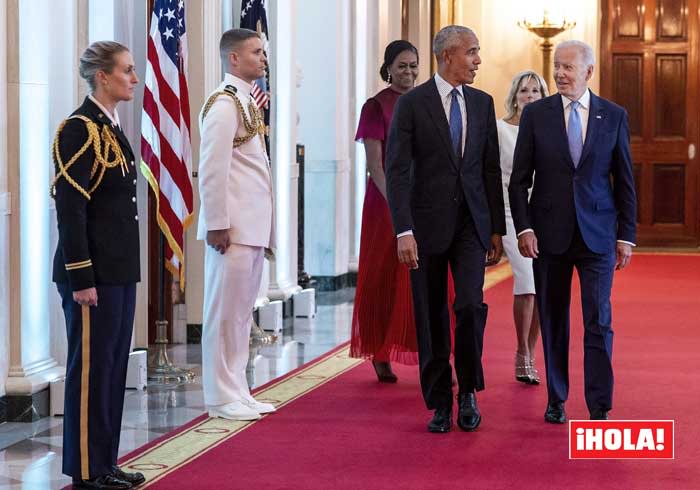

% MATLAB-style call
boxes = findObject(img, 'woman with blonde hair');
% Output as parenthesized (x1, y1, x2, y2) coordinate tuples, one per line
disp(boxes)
(497, 70, 548, 385)
(52, 41, 144, 489)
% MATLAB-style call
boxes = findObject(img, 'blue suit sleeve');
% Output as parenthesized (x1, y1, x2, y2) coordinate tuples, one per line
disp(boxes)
(509, 105, 536, 234)
(611, 111, 637, 243)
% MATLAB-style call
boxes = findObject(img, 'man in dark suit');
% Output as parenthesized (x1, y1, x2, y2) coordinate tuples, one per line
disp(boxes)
(509, 40, 637, 423)
(386, 25, 505, 433)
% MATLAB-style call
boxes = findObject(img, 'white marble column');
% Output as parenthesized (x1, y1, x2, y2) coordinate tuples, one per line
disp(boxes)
(5, 0, 64, 398)
(296, 0, 353, 284)
(0, 0, 10, 399)
(267, 0, 301, 301)
(184, 0, 223, 325)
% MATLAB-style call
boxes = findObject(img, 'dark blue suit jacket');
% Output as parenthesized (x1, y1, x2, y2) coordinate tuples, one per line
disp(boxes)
(509, 91, 636, 255)
(386, 78, 506, 255)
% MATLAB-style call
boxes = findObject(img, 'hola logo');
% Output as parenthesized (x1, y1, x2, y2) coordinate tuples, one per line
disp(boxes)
(569, 420, 674, 459)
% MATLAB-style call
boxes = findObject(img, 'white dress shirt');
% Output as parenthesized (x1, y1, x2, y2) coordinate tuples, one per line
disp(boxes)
(397, 73, 467, 239)
(88, 94, 121, 128)
(516, 88, 635, 246)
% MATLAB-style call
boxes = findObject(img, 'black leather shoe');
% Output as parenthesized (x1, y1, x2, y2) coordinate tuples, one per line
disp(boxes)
(112, 466, 145, 486)
(544, 401, 566, 424)
(427, 407, 452, 433)
(457, 392, 481, 431)
(72, 474, 133, 489)
(590, 409, 609, 420)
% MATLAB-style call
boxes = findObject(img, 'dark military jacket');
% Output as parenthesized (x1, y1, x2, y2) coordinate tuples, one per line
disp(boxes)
(52, 96, 140, 291)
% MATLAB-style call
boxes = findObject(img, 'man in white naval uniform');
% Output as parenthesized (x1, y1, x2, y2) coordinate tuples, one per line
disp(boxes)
(197, 28, 276, 420)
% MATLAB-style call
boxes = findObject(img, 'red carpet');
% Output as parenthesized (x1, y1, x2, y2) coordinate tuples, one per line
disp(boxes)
(133, 254, 700, 490)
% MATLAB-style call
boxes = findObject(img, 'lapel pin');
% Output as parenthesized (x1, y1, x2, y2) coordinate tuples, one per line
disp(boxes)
(596, 115, 602, 119)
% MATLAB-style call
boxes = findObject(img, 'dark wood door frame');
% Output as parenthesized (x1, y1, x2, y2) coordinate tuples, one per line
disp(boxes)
(600, 0, 699, 247)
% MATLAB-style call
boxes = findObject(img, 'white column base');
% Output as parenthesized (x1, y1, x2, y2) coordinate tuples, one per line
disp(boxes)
(267, 279, 302, 301)
(6, 365, 66, 396)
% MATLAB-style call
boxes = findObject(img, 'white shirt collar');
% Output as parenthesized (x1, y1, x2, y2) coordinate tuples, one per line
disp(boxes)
(561, 88, 590, 111)
(88, 94, 121, 128)
(434, 72, 462, 100)
(224, 72, 254, 99)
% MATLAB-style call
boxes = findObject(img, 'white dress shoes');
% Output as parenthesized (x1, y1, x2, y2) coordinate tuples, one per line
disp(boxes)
(242, 398, 277, 414)
(208, 400, 261, 421)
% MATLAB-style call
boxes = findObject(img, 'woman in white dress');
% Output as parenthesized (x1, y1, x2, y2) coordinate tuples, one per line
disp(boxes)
(497, 70, 549, 385)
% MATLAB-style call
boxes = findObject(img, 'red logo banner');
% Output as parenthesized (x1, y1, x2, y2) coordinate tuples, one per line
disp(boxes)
(569, 420, 674, 459)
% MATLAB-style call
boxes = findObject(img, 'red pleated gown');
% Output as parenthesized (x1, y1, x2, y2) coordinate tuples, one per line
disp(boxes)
(350, 88, 456, 365)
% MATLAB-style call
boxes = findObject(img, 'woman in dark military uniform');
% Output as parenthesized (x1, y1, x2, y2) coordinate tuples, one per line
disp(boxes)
(52, 41, 144, 490)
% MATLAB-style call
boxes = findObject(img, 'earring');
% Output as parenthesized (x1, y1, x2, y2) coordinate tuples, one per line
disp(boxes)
(387, 73, 392, 84)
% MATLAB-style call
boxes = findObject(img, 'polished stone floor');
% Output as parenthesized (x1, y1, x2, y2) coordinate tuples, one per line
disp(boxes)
(0, 290, 354, 490)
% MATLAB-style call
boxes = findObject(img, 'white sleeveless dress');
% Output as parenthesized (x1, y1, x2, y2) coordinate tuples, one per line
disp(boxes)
(497, 118, 535, 295)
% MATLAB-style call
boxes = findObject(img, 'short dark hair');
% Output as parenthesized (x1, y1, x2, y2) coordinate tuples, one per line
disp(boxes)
(380, 40, 418, 82)
(220, 28, 260, 64)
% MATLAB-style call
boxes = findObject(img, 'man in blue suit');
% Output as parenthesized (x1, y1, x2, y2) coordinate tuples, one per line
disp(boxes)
(509, 40, 637, 423)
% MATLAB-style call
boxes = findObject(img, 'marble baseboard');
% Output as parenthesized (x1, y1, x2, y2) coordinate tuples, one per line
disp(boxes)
(313, 272, 358, 292)
(5, 388, 50, 422)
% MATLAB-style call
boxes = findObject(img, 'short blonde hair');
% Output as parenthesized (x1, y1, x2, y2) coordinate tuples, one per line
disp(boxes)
(79, 41, 129, 92)
(503, 70, 549, 120)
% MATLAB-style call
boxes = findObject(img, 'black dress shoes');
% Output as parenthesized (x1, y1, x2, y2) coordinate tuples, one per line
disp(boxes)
(457, 392, 481, 431)
(427, 407, 452, 433)
(590, 409, 609, 420)
(544, 401, 566, 424)
(112, 466, 145, 486)
(72, 474, 132, 489)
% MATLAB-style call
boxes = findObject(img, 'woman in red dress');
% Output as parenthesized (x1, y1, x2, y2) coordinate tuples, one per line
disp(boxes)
(351, 41, 457, 382)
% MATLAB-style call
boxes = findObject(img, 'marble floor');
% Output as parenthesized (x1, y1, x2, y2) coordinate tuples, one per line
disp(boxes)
(0, 289, 355, 490)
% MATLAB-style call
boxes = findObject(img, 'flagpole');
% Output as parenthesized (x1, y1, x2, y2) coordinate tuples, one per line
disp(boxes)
(147, 233, 194, 384)
(144, 0, 195, 385)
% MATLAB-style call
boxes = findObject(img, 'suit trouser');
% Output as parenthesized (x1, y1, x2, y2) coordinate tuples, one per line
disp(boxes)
(202, 242, 264, 406)
(533, 225, 616, 413)
(410, 202, 488, 410)
(57, 282, 135, 480)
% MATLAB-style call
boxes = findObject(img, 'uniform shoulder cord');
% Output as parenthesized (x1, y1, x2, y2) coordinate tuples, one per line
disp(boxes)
(200, 85, 266, 149)
(50, 115, 128, 200)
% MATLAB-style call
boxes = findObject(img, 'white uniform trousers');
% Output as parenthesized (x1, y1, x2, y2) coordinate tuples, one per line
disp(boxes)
(202, 242, 264, 406)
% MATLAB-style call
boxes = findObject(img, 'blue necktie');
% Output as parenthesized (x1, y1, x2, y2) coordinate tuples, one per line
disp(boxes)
(449, 88, 463, 157)
(567, 100, 583, 167)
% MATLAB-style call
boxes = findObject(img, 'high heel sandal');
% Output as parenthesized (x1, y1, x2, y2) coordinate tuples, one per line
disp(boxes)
(372, 360, 398, 383)
(527, 356, 540, 385)
(515, 352, 532, 384)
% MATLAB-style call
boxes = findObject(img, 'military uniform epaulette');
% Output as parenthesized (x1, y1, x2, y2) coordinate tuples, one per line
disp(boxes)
(50, 114, 129, 200)
(201, 83, 266, 149)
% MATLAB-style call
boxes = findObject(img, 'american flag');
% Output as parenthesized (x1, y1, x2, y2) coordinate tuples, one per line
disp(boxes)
(140, 0, 194, 290)
(240, 0, 270, 112)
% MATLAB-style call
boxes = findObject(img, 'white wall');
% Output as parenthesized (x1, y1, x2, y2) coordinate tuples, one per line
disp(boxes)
(455, 0, 600, 119)
(0, 0, 9, 397)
